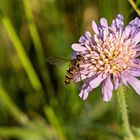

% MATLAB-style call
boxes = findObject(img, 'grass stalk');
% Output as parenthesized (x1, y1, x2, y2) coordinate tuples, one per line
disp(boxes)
(22, 0, 54, 97)
(1, 16, 42, 92)
(128, 0, 140, 16)
(0, 86, 28, 124)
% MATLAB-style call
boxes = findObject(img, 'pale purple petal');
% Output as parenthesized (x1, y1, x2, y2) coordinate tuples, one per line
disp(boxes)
(73, 74, 88, 82)
(113, 74, 120, 89)
(127, 68, 140, 77)
(135, 44, 140, 50)
(116, 14, 124, 34)
(85, 31, 92, 38)
(132, 59, 140, 65)
(102, 76, 113, 102)
(79, 86, 91, 100)
(79, 31, 92, 43)
(133, 45, 140, 57)
(129, 17, 140, 27)
(71, 44, 87, 52)
(132, 32, 140, 45)
(79, 74, 104, 100)
(121, 72, 128, 86)
(111, 14, 124, 36)
(100, 18, 108, 28)
(123, 17, 140, 39)
(89, 74, 104, 87)
(130, 59, 140, 68)
(122, 25, 131, 39)
(100, 18, 109, 40)
(92, 20, 99, 34)
(124, 38, 132, 45)
(79, 36, 87, 43)
(127, 76, 140, 95)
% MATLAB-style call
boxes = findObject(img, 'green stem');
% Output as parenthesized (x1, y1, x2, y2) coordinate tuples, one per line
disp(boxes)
(128, 0, 140, 16)
(117, 84, 135, 140)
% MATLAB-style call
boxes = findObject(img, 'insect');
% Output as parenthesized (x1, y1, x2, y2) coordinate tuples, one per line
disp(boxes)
(65, 55, 85, 85)
(46, 55, 85, 85)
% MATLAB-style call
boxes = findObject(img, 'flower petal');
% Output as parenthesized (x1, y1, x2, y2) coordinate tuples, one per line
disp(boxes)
(121, 72, 128, 86)
(79, 74, 104, 100)
(73, 74, 87, 82)
(127, 76, 140, 95)
(100, 18, 109, 40)
(71, 44, 87, 52)
(128, 68, 140, 77)
(85, 31, 92, 38)
(100, 18, 108, 28)
(102, 76, 113, 102)
(123, 17, 140, 39)
(116, 14, 124, 35)
(111, 14, 124, 36)
(129, 17, 140, 27)
(113, 74, 120, 89)
(79, 31, 91, 43)
(92, 20, 99, 34)
(132, 32, 140, 45)
(79, 36, 86, 43)
(89, 74, 104, 87)
(79, 86, 91, 100)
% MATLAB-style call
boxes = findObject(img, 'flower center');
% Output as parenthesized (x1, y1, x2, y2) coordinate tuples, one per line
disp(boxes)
(84, 36, 136, 74)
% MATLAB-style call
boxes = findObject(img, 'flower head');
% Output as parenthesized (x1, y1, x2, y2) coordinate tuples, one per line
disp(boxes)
(71, 14, 140, 102)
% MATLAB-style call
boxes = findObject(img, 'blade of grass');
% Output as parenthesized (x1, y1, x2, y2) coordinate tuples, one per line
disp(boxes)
(128, 0, 140, 16)
(0, 85, 28, 124)
(44, 106, 66, 140)
(0, 126, 53, 138)
(22, 0, 54, 97)
(1, 15, 42, 92)
(128, 0, 140, 17)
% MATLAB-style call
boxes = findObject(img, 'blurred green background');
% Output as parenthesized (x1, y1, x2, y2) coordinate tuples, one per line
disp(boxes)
(0, 0, 140, 139)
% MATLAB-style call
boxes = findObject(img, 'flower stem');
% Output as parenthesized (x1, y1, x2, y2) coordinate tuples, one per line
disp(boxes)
(117, 84, 135, 140)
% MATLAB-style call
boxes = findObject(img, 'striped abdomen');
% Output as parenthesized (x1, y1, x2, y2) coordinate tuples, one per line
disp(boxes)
(65, 55, 84, 85)
(65, 67, 78, 85)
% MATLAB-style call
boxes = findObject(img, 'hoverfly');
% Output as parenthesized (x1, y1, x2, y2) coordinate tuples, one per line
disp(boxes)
(46, 55, 85, 85)
(65, 55, 85, 85)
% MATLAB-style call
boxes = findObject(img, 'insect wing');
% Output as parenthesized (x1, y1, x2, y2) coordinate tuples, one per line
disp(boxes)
(46, 57, 70, 65)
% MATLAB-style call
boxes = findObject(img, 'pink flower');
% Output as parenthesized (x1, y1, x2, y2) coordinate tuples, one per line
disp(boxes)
(71, 14, 140, 102)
